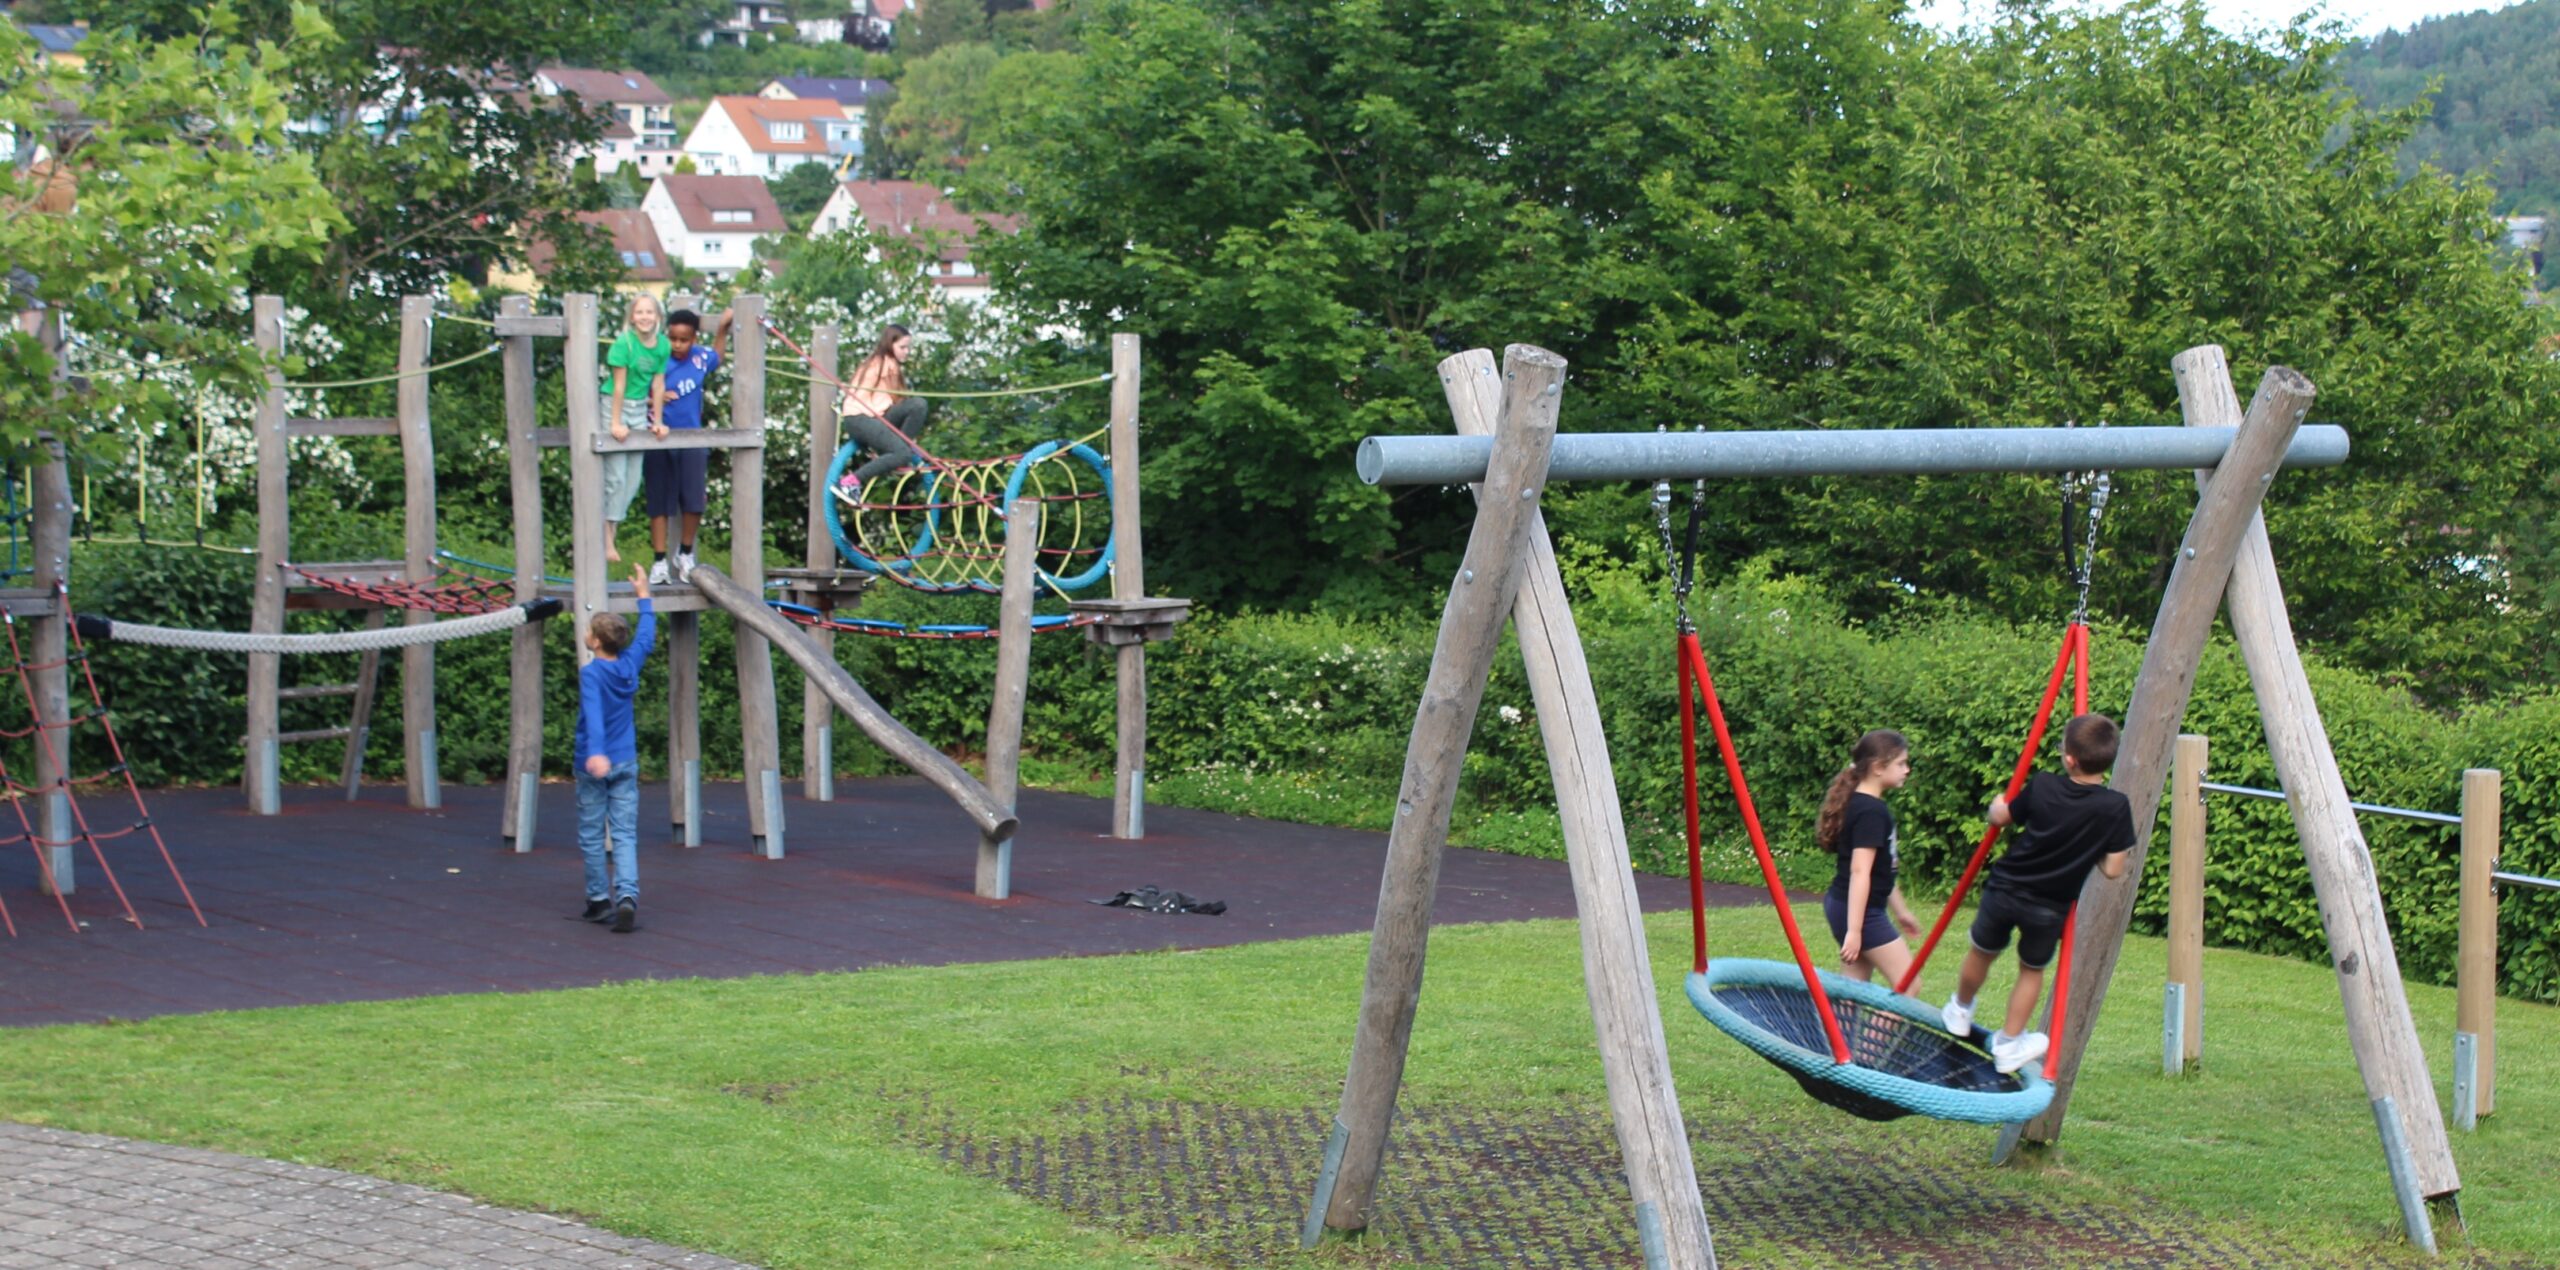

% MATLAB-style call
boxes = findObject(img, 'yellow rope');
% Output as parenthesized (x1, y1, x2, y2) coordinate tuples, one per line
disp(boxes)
(77, 534, 257, 555)
(280, 341, 502, 390)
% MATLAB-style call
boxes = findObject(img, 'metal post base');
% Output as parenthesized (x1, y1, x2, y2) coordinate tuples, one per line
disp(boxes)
(2372, 1096, 2438, 1254)
(1116, 765, 1145, 839)
(2452, 1032, 2480, 1132)
(1300, 1117, 1351, 1248)
(342, 725, 370, 800)
(40, 842, 72, 896)
(757, 768, 784, 860)
(1634, 1200, 1669, 1270)
(814, 725, 833, 803)
(680, 758, 701, 848)
(415, 729, 441, 809)
(2164, 982, 2187, 1076)
(253, 738, 280, 816)
(511, 772, 539, 854)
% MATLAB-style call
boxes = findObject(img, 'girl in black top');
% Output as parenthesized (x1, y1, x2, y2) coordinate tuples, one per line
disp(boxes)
(1819, 729, 1923, 983)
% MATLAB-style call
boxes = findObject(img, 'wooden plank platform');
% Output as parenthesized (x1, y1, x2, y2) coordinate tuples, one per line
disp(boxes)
(590, 428, 764, 455)
(1069, 596, 1194, 646)
(538, 582, 713, 615)
(0, 589, 59, 618)
(492, 314, 567, 337)
(286, 418, 399, 439)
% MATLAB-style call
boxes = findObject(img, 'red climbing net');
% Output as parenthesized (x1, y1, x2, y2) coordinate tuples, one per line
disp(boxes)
(0, 585, 201, 937)
(286, 564, 515, 615)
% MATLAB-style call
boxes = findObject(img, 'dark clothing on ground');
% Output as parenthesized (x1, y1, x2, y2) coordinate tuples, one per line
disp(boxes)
(1824, 792, 1899, 908)
(1986, 771, 2136, 904)
(847, 398, 932, 483)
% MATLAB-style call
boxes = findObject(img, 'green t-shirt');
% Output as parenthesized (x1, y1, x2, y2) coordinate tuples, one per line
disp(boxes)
(600, 328, 671, 402)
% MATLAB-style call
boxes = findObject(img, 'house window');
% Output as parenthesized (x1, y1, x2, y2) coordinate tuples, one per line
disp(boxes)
(712, 209, 752, 224)
(620, 251, 639, 267)
(704, 240, 724, 255)
(767, 120, 804, 143)
(637, 251, 656, 268)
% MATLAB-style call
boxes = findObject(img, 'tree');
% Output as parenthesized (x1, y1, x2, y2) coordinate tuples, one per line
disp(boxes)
(769, 160, 841, 219)
(875, 42, 1000, 178)
(0, 7, 342, 467)
(981, 0, 2560, 696)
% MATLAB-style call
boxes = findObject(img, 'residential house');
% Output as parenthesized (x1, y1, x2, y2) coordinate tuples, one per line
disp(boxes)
(811, 179, 1022, 307)
(8, 18, 87, 68)
(702, 0, 791, 47)
(790, 1, 905, 46)
(643, 174, 786, 282)
(756, 76, 892, 165)
(680, 95, 859, 179)
(533, 66, 678, 177)
(489, 209, 675, 300)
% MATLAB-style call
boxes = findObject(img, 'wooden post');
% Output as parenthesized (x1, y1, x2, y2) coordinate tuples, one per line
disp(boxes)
(665, 292, 703, 846)
(729, 295, 783, 858)
(339, 609, 386, 799)
(2166, 734, 2207, 1073)
(395, 295, 440, 809)
(1443, 348, 1714, 1263)
(499, 294, 545, 850)
(2173, 345, 2460, 1216)
(1106, 333, 1147, 838)
(978, 501, 1041, 899)
(29, 424, 71, 889)
(1312, 346, 1563, 1238)
(2456, 768, 2498, 1128)
(2014, 355, 2311, 1151)
(802, 322, 840, 802)
(565, 294, 606, 666)
(246, 295, 289, 815)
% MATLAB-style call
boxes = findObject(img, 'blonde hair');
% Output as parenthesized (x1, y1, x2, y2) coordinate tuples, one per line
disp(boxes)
(1817, 729, 1907, 848)
(625, 293, 664, 337)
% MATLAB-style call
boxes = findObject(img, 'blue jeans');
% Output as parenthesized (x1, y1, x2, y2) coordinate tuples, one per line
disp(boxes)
(576, 761, 640, 902)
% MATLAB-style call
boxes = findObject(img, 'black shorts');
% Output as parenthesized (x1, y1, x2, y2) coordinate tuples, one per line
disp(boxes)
(644, 441, 707, 517)
(1823, 890, 1901, 951)
(1969, 885, 2070, 970)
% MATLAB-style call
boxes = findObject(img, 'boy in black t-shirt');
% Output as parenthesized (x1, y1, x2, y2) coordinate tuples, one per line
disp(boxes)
(1940, 714, 2136, 1074)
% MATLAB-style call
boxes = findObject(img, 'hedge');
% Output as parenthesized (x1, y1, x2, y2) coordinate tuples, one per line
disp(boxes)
(52, 545, 2560, 1003)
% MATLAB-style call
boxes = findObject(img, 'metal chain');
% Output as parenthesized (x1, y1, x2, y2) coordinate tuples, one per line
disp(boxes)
(1653, 427, 1709, 634)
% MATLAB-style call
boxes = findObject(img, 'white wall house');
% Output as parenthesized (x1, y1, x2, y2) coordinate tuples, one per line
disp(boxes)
(702, 0, 790, 47)
(534, 67, 679, 177)
(642, 174, 787, 283)
(756, 76, 891, 166)
(680, 95, 860, 179)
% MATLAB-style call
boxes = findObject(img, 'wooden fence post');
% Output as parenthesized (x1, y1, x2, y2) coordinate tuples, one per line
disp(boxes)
(1309, 346, 1562, 1241)
(1106, 333, 1147, 838)
(29, 426, 71, 886)
(2456, 768, 2499, 1129)
(2166, 733, 2207, 1073)
(664, 292, 704, 847)
(2012, 353, 2310, 1153)
(245, 296, 288, 816)
(729, 295, 783, 858)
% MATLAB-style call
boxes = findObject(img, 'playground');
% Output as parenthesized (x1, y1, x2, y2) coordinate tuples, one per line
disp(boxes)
(0, 288, 2554, 1268)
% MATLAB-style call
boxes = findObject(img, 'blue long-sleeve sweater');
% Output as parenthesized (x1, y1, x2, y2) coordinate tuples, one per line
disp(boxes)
(577, 599, 656, 767)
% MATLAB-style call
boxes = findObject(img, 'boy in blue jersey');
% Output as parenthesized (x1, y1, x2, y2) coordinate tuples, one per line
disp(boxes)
(644, 307, 731, 584)
(575, 564, 656, 933)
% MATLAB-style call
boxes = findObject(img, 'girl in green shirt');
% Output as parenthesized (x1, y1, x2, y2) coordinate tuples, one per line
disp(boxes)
(599, 294, 670, 563)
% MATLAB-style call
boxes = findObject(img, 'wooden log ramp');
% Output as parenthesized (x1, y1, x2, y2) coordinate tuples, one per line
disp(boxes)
(685, 564, 1017, 843)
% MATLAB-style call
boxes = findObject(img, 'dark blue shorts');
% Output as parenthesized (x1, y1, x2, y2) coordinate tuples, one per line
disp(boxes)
(1823, 891, 1901, 951)
(1969, 885, 2069, 970)
(643, 437, 707, 517)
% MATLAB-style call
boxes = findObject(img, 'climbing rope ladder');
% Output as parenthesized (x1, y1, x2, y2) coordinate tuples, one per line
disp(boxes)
(0, 586, 203, 936)
(1669, 466, 2111, 1123)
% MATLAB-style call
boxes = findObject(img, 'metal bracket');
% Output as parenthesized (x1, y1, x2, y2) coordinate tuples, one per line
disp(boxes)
(2372, 1096, 2438, 1254)
(1634, 1200, 1669, 1270)
(2452, 1032, 2479, 1132)
(417, 729, 441, 809)
(2163, 982, 2187, 1076)
(1301, 1116, 1352, 1248)
(680, 758, 702, 848)
(758, 767, 785, 860)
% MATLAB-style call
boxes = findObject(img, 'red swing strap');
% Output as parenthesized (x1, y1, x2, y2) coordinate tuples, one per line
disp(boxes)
(1681, 629, 1854, 1065)
(1893, 621, 2088, 995)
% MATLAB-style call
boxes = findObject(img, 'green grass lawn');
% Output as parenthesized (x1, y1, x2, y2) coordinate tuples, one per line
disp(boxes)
(1, 908, 2551, 1268)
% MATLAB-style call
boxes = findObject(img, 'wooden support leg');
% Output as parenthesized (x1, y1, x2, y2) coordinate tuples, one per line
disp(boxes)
(500, 293, 544, 849)
(1438, 347, 1715, 1265)
(2456, 769, 2499, 1129)
(2179, 346, 2461, 1226)
(669, 612, 701, 848)
(2165, 733, 2206, 1073)
(1310, 346, 1562, 1240)
(980, 503, 1041, 899)
(2014, 354, 2312, 1152)
(340, 610, 386, 800)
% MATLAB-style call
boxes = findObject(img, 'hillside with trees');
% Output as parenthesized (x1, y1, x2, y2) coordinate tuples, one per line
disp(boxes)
(2333, 0, 2560, 231)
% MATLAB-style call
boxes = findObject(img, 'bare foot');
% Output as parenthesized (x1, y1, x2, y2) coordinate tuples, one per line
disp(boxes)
(604, 537, 622, 563)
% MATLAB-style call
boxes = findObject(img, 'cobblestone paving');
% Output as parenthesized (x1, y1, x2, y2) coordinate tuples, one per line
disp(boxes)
(0, 1123, 754, 1270)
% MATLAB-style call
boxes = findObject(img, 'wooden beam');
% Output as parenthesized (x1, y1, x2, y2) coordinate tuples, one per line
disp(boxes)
(2457, 768, 2499, 1125)
(668, 611, 701, 847)
(2016, 353, 2311, 1149)
(802, 322, 840, 802)
(286, 417, 399, 438)
(1314, 345, 1562, 1238)
(565, 295, 606, 669)
(1437, 346, 1715, 1264)
(339, 609, 387, 800)
(246, 296, 288, 815)
(500, 294, 546, 850)
(590, 426, 765, 454)
(688, 564, 1015, 841)
(397, 295, 440, 810)
(729, 294, 783, 857)
(2177, 346, 2459, 1207)
(534, 427, 569, 449)
(492, 314, 566, 337)
(1107, 333, 1147, 839)
(979, 502, 1041, 899)
(28, 431, 70, 887)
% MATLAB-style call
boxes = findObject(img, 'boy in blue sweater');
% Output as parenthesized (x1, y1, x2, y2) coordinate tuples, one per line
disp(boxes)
(576, 564, 656, 933)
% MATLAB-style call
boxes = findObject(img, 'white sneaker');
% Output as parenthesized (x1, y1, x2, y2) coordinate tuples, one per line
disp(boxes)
(675, 549, 696, 583)
(1991, 1030, 2049, 1075)
(647, 559, 671, 586)
(1941, 996, 1975, 1038)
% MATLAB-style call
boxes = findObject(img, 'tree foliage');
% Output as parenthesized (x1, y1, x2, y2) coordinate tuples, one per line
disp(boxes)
(979, 0, 2560, 698)
(2334, 0, 2560, 246)
(0, 6, 341, 467)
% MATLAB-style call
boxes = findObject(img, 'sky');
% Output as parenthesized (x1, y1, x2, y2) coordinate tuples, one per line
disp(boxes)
(1907, 0, 2529, 39)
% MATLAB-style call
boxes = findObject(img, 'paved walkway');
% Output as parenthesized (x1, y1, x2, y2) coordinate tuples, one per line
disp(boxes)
(0, 1122, 754, 1269)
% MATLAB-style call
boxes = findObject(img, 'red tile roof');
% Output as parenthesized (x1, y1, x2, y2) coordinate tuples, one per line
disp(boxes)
(655, 174, 787, 235)
(711, 95, 851, 155)
(830, 180, 1020, 262)
(537, 66, 671, 106)
(524, 209, 673, 282)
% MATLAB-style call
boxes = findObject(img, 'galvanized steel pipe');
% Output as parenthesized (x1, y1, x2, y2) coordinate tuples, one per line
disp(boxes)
(1355, 425, 2351, 486)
